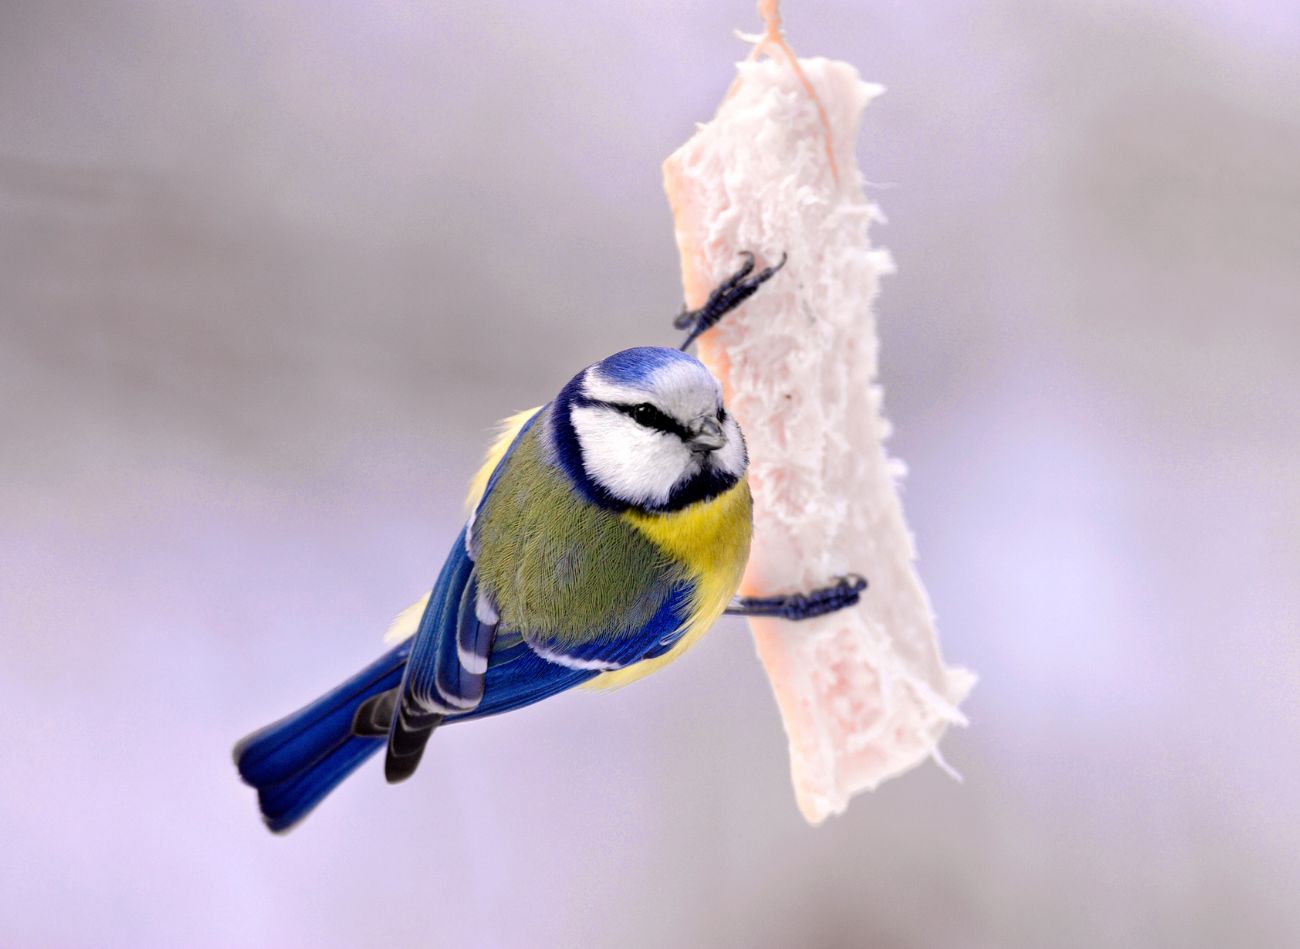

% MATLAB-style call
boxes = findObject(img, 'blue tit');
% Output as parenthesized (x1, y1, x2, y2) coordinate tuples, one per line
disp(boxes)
(234, 345, 754, 832)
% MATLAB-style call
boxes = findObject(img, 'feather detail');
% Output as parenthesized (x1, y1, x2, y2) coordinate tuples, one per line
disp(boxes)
(465, 407, 545, 513)
(382, 594, 429, 645)
(521, 584, 694, 671)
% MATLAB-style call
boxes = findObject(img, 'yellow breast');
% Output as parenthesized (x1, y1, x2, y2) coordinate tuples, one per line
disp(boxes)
(587, 478, 753, 689)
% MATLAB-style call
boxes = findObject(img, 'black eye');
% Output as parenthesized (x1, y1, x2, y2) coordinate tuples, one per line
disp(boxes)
(717, 406, 727, 422)
(617, 401, 689, 438)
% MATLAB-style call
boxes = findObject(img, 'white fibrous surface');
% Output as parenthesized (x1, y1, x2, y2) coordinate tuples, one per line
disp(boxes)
(664, 56, 976, 823)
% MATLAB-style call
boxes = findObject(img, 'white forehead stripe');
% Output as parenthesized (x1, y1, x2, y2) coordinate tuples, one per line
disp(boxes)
(582, 362, 722, 420)
(581, 368, 648, 405)
(646, 359, 722, 403)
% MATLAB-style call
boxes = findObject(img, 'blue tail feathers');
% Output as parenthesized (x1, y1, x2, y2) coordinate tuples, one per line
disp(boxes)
(233, 630, 603, 831)
(232, 641, 411, 833)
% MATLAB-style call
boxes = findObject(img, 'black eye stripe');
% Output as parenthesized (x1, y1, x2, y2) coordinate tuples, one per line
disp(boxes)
(607, 402, 691, 439)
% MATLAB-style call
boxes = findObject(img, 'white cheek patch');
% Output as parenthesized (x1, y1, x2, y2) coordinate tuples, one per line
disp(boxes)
(570, 405, 697, 507)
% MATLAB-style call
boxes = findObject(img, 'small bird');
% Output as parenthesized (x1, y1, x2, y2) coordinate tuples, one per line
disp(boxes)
(233, 257, 864, 832)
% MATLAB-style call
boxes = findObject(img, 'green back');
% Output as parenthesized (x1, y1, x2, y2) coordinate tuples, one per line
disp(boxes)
(471, 412, 682, 644)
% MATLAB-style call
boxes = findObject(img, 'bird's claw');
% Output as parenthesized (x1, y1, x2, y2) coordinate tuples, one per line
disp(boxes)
(676, 251, 788, 350)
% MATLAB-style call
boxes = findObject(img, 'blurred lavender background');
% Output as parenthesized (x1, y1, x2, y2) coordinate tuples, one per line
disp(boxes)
(2, 1, 1297, 946)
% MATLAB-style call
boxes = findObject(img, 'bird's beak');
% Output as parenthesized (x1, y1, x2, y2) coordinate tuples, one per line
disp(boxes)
(687, 416, 726, 453)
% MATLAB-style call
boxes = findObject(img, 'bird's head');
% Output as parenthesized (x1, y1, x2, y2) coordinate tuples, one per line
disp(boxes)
(551, 347, 746, 513)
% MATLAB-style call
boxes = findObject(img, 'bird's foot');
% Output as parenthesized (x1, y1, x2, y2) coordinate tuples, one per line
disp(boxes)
(725, 574, 868, 622)
(675, 251, 788, 351)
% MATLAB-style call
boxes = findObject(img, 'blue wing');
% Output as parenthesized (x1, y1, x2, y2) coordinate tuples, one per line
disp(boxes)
(384, 531, 497, 780)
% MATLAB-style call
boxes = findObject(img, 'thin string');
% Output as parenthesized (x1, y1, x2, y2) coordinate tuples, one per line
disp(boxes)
(732, 0, 840, 186)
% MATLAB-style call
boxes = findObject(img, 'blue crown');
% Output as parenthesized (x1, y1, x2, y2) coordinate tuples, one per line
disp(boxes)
(594, 347, 703, 387)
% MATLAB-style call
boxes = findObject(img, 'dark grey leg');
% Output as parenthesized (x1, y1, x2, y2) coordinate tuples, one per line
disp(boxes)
(725, 575, 868, 622)
(675, 251, 788, 350)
